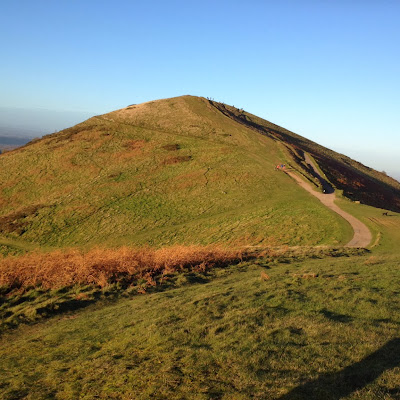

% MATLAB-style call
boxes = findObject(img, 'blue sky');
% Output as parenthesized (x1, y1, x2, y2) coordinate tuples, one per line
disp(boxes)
(1, 1, 399, 179)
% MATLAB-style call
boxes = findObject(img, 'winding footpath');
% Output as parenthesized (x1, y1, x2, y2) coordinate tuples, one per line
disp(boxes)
(285, 155, 372, 248)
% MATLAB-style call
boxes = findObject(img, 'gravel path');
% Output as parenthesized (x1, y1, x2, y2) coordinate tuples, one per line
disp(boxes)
(285, 156, 372, 248)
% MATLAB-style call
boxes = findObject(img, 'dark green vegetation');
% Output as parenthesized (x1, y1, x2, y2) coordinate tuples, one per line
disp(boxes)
(3, 94, 397, 251)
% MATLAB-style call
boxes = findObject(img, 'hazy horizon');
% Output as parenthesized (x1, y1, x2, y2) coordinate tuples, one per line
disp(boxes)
(0, 106, 95, 136)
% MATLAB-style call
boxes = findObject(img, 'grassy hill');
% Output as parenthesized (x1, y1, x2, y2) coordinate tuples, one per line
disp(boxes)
(0, 95, 358, 251)
(1, 95, 400, 399)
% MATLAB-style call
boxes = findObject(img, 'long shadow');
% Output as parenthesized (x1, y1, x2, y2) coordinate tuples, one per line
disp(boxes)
(278, 338, 400, 399)
(304, 161, 335, 194)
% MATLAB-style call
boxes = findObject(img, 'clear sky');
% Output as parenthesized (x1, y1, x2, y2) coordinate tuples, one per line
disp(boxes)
(1, 0, 399, 179)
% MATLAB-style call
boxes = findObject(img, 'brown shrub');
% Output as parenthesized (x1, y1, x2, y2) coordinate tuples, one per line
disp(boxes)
(0, 245, 252, 291)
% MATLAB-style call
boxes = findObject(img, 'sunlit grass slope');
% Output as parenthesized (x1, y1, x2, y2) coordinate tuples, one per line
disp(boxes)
(1, 204, 398, 399)
(335, 197, 400, 254)
(1, 249, 399, 399)
(0, 96, 352, 250)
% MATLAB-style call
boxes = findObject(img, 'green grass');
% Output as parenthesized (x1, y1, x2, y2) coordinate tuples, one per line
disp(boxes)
(0, 244, 24, 257)
(0, 96, 353, 249)
(1, 249, 399, 399)
(0, 236, 34, 257)
(1, 201, 398, 399)
(335, 198, 400, 253)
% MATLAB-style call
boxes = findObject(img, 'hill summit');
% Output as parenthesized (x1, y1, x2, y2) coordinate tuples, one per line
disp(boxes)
(0, 95, 398, 250)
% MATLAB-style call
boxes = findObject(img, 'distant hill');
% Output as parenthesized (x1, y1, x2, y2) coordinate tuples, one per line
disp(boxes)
(0, 125, 39, 152)
(0, 136, 31, 146)
(0, 95, 398, 249)
(0, 133, 35, 153)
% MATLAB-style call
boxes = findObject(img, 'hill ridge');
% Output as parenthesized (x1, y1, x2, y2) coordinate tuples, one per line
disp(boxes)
(207, 98, 400, 212)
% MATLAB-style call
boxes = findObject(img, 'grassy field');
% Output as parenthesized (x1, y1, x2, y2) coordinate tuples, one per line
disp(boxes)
(0, 248, 399, 399)
(0, 96, 354, 251)
(0, 211, 399, 399)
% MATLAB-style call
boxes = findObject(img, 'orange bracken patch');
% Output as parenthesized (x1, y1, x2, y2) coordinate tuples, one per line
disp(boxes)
(0, 245, 258, 291)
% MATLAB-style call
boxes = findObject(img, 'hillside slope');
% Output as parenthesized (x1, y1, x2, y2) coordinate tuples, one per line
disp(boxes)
(0, 96, 357, 250)
(210, 101, 400, 212)
(1, 173, 400, 399)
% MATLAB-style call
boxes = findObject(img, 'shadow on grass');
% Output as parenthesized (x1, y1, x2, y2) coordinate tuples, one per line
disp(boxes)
(278, 338, 400, 399)
(305, 160, 335, 195)
(0, 249, 368, 334)
(35, 297, 96, 316)
(0, 272, 214, 335)
(320, 309, 353, 323)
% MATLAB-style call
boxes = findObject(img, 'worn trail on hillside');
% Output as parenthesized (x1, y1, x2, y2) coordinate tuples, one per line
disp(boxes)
(285, 154, 372, 247)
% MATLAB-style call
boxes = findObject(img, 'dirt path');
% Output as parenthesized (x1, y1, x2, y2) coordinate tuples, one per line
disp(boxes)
(285, 155, 372, 248)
